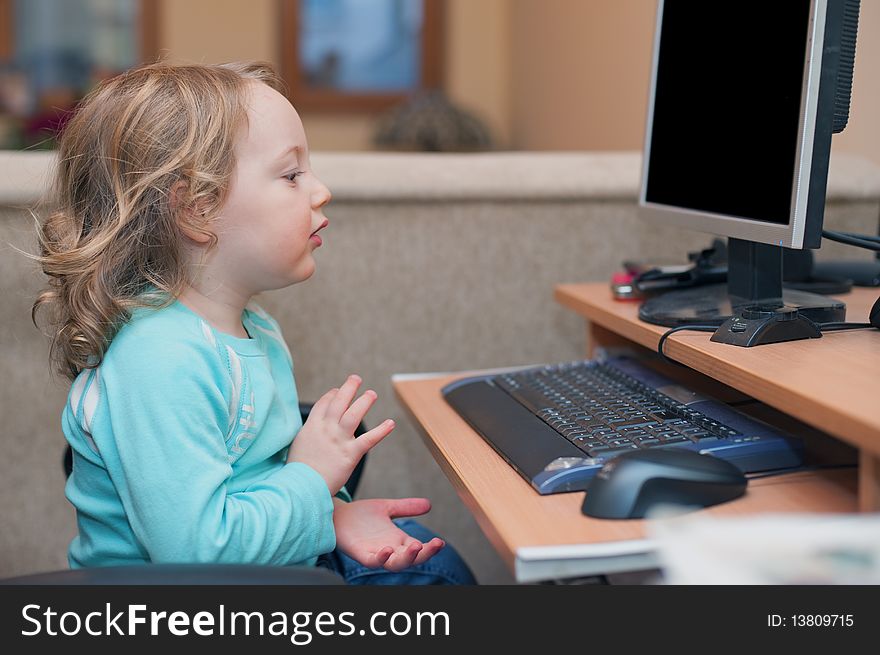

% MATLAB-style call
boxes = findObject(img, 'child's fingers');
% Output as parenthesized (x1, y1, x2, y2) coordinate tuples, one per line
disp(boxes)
(339, 389, 377, 433)
(385, 497, 432, 519)
(355, 419, 395, 456)
(384, 541, 423, 572)
(309, 387, 339, 420)
(411, 538, 445, 566)
(326, 375, 361, 420)
(367, 546, 393, 568)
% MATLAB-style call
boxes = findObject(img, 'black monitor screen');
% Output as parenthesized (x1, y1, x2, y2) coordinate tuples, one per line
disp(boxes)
(645, 1, 812, 225)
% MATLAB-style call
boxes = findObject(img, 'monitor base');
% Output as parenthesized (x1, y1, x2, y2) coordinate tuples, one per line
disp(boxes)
(638, 283, 846, 327)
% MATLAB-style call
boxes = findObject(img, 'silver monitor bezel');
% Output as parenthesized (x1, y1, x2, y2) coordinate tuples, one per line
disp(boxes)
(638, 0, 827, 250)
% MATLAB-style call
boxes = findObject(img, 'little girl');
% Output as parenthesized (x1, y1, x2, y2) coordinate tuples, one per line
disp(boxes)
(33, 61, 475, 585)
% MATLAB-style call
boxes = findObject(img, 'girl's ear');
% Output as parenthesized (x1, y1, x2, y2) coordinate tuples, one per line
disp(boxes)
(170, 180, 214, 245)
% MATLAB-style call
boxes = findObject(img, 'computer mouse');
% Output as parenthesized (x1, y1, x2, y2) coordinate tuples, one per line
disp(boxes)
(870, 294, 880, 329)
(581, 448, 747, 520)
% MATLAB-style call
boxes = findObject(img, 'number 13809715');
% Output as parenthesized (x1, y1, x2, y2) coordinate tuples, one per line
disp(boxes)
(767, 614, 854, 628)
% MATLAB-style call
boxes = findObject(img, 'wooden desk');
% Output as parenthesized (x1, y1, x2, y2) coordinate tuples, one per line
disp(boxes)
(555, 284, 880, 511)
(392, 284, 876, 582)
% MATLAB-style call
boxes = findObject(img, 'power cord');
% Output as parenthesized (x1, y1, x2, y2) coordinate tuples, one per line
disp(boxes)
(747, 463, 857, 480)
(819, 321, 873, 331)
(657, 321, 875, 365)
(822, 230, 880, 252)
(656, 324, 718, 366)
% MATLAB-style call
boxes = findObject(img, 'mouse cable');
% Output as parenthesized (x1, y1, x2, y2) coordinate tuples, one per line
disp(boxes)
(746, 462, 858, 480)
(656, 324, 719, 367)
(819, 321, 874, 331)
(822, 230, 880, 252)
(658, 321, 874, 368)
(660, 321, 873, 355)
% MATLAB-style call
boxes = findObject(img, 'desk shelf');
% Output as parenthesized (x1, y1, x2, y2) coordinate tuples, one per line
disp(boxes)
(555, 283, 880, 511)
(393, 372, 857, 581)
(391, 283, 875, 582)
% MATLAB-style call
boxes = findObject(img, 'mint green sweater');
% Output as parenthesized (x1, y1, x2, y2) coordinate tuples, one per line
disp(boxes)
(64, 300, 343, 568)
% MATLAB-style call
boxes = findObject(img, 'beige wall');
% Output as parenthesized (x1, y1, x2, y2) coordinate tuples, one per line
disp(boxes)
(159, 0, 277, 64)
(831, 0, 880, 164)
(445, 0, 512, 147)
(510, 0, 656, 151)
(157, 0, 879, 162)
(510, 0, 880, 163)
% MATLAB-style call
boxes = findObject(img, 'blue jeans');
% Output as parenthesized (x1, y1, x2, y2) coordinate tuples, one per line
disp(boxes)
(316, 519, 477, 585)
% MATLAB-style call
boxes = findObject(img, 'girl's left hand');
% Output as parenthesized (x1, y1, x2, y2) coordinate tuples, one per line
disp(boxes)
(332, 498, 445, 571)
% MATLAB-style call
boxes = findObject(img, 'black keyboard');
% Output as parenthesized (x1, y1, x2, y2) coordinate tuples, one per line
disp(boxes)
(442, 357, 803, 494)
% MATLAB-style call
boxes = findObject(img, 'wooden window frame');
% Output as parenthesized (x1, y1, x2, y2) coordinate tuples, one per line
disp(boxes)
(0, 0, 159, 64)
(0, 0, 11, 61)
(278, 0, 444, 112)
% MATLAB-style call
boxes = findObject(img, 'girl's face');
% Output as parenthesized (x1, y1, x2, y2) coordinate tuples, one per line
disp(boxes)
(208, 82, 331, 296)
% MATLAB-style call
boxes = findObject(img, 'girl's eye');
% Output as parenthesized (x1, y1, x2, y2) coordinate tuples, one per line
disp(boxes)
(284, 171, 304, 184)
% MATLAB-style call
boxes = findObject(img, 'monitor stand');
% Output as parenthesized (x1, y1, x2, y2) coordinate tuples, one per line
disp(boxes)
(639, 239, 846, 329)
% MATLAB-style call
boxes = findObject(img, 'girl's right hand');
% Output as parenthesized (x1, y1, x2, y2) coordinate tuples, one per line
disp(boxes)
(286, 375, 395, 495)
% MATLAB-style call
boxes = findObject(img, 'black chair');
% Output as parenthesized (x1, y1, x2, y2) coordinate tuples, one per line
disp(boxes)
(37, 402, 368, 586)
(0, 564, 344, 585)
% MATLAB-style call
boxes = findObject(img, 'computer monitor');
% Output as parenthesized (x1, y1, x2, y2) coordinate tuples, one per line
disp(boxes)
(638, 0, 860, 336)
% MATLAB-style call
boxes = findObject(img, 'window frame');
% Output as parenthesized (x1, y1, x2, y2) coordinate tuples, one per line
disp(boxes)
(0, 0, 12, 61)
(0, 0, 160, 64)
(278, 0, 444, 112)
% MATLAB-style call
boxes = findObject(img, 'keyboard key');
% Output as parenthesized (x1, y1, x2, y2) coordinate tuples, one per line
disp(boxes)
(650, 409, 681, 421)
(573, 437, 605, 449)
(614, 415, 654, 427)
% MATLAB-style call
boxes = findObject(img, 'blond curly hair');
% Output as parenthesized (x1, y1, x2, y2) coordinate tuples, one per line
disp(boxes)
(33, 61, 286, 380)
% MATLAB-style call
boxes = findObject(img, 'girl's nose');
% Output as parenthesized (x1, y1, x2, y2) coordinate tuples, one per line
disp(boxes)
(312, 178, 332, 209)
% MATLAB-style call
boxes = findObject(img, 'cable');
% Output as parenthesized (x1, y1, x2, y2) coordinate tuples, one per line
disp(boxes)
(822, 230, 880, 248)
(657, 320, 875, 368)
(820, 321, 873, 331)
(657, 324, 718, 366)
(822, 230, 880, 252)
(838, 231, 880, 243)
(747, 463, 857, 480)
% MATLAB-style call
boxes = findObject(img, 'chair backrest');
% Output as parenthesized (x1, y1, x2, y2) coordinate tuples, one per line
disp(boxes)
(0, 564, 344, 585)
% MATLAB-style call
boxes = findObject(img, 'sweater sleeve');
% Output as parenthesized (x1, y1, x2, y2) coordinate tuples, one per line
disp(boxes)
(91, 330, 336, 565)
